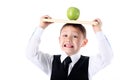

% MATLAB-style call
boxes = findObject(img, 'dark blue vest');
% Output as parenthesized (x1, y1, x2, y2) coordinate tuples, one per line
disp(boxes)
(50, 55, 89, 80)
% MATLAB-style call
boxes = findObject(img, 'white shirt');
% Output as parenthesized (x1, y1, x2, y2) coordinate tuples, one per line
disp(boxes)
(26, 27, 113, 80)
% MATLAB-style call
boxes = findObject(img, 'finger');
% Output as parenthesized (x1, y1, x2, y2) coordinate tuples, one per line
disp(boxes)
(43, 15, 52, 19)
(93, 18, 102, 26)
(95, 18, 102, 24)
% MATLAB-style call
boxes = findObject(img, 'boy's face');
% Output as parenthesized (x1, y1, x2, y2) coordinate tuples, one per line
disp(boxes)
(59, 26, 88, 56)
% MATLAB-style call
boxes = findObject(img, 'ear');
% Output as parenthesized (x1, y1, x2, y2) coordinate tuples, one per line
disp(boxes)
(80, 39, 88, 47)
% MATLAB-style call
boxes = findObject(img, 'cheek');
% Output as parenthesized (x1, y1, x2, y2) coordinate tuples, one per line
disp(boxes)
(74, 40, 81, 46)
(74, 39, 83, 47)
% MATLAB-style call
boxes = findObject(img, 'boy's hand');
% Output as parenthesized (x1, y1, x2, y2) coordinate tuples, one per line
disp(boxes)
(92, 18, 102, 33)
(40, 15, 53, 29)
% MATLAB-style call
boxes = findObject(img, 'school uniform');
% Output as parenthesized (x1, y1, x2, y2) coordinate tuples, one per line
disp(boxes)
(51, 55, 89, 80)
(26, 27, 113, 80)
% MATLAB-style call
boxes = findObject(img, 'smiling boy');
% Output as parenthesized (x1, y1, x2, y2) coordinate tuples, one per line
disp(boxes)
(26, 15, 113, 80)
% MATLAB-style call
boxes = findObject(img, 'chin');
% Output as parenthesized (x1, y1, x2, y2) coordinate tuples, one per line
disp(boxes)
(65, 51, 76, 56)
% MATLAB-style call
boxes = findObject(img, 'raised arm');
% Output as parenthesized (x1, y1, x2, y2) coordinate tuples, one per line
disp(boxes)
(89, 19, 113, 76)
(26, 15, 53, 75)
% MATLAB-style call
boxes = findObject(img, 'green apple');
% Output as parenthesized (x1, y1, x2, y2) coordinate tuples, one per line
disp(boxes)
(67, 7, 80, 20)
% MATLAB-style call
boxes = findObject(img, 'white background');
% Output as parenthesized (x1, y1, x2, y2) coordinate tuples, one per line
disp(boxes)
(0, 0, 120, 80)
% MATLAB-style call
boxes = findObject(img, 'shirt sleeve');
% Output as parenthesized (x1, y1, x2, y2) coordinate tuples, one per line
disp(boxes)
(26, 27, 53, 75)
(89, 31, 113, 76)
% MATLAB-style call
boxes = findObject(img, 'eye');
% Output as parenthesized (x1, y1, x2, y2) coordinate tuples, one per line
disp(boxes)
(73, 35, 78, 38)
(63, 34, 68, 37)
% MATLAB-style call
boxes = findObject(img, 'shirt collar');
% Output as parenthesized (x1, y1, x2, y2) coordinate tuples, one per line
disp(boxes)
(60, 51, 81, 67)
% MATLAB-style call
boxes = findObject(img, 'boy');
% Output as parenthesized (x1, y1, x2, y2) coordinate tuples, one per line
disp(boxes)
(26, 15, 113, 80)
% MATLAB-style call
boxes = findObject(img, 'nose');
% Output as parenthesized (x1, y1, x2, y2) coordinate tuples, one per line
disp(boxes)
(66, 36, 72, 42)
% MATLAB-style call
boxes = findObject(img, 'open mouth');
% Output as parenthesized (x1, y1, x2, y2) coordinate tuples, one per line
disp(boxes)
(64, 44, 74, 48)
